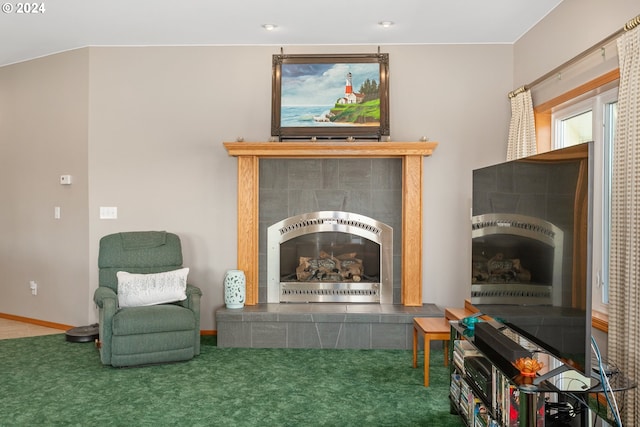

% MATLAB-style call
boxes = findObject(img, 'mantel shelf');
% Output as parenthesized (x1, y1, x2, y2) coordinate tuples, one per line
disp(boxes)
(223, 141, 438, 158)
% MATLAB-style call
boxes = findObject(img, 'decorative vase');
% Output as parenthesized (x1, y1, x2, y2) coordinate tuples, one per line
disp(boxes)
(224, 269, 246, 309)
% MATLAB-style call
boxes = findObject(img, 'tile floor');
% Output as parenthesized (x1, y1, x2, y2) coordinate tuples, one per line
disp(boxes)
(0, 318, 64, 340)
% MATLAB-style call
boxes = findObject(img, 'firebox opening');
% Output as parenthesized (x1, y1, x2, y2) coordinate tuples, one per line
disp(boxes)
(280, 232, 380, 284)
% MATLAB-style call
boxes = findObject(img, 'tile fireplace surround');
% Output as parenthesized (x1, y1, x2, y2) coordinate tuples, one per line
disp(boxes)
(218, 140, 440, 349)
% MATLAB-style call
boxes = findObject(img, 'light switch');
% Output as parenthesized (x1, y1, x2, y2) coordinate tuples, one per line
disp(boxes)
(60, 175, 72, 185)
(100, 207, 118, 219)
(54, 206, 61, 219)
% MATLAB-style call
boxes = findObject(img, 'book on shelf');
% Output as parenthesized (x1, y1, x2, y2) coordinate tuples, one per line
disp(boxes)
(453, 339, 480, 374)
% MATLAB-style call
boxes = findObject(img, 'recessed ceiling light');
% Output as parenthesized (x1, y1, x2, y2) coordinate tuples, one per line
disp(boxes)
(378, 21, 394, 28)
(262, 24, 277, 31)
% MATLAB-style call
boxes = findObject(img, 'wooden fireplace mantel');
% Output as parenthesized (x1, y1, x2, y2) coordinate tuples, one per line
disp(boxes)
(223, 140, 438, 306)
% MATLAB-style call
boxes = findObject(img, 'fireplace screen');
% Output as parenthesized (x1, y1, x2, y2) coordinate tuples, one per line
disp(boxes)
(267, 211, 392, 303)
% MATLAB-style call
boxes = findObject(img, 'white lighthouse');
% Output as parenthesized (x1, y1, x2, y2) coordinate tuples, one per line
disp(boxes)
(343, 72, 357, 103)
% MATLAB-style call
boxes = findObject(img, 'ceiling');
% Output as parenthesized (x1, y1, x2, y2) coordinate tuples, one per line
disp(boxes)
(0, 0, 564, 67)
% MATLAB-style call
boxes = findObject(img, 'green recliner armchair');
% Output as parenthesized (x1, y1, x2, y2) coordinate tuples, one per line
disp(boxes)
(93, 231, 202, 367)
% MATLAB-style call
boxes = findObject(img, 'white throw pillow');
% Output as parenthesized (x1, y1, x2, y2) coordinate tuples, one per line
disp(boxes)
(116, 268, 189, 308)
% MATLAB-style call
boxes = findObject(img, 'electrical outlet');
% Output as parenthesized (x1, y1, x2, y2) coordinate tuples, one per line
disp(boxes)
(29, 280, 37, 296)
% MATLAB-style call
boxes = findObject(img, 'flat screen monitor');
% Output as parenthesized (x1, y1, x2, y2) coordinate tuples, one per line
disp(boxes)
(471, 142, 593, 377)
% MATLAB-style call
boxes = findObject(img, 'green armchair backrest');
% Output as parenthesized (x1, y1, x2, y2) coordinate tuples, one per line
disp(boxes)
(98, 231, 184, 292)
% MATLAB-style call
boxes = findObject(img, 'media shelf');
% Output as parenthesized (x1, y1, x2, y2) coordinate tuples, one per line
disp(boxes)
(448, 320, 635, 427)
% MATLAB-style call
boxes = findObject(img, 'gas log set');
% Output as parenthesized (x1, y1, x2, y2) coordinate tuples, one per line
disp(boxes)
(294, 250, 365, 282)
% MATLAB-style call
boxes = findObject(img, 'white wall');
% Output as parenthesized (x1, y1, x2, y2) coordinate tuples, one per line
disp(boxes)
(1, 44, 513, 330)
(514, 0, 639, 98)
(0, 50, 90, 327)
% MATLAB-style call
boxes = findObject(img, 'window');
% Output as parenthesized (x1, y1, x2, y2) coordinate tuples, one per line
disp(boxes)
(557, 110, 593, 147)
(552, 87, 618, 312)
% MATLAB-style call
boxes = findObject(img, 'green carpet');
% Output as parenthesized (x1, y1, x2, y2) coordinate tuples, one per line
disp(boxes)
(0, 334, 464, 426)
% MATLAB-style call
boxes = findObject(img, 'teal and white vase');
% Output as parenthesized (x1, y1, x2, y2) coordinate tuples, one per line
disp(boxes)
(224, 269, 246, 309)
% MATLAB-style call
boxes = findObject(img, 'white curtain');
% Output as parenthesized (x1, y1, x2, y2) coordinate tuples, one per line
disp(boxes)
(506, 89, 537, 161)
(609, 25, 640, 426)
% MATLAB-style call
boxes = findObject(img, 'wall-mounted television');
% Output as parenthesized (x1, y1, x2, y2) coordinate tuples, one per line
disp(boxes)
(471, 142, 593, 377)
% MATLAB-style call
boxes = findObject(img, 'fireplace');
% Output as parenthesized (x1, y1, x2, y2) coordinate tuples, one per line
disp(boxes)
(223, 140, 438, 306)
(470, 213, 564, 305)
(217, 141, 440, 349)
(267, 211, 392, 304)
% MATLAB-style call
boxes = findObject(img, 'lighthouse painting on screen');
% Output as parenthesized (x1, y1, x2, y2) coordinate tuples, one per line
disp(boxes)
(271, 53, 390, 140)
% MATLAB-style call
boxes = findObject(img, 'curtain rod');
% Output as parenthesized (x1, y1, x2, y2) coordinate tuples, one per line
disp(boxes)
(508, 13, 640, 98)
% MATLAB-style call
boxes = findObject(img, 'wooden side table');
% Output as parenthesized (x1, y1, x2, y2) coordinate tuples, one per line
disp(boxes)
(444, 307, 475, 322)
(412, 317, 450, 387)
